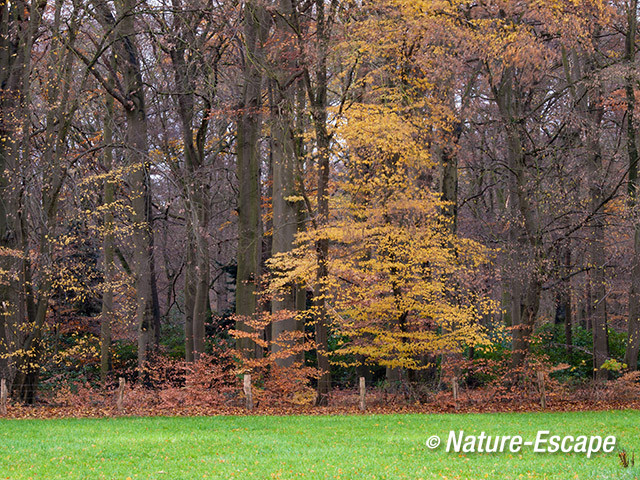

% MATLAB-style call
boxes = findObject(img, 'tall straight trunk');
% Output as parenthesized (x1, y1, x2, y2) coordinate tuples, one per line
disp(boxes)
(184, 227, 196, 362)
(127, 86, 156, 367)
(100, 92, 115, 382)
(628, 228, 640, 369)
(439, 124, 461, 233)
(235, 0, 268, 359)
(625, 0, 640, 370)
(438, 120, 468, 377)
(270, 99, 298, 365)
(294, 79, 308, 317)
(585, 279, 592, 330)
(305, 0, 334, 405)
(589, 185, 609, 380)
(191, 214, 210, 358)
(588, 139, 609, 379)
(270, 0, 300, 367)
(314, 128, 331, 404)
(563, 247, 573, 352)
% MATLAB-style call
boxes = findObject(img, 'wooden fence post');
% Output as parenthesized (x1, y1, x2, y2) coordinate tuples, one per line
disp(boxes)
(359, 377, 366, 412)
(452, 376, 459, 402)
(243, 374, 253, 410)
(537, 371, 546, 409)
(116, 377, 125, 414)
(0, 378, 7, 416)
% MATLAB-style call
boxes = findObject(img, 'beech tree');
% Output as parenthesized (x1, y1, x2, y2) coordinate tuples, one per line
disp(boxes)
(268, 0, 303, 368)
(234, 0, 269, 359)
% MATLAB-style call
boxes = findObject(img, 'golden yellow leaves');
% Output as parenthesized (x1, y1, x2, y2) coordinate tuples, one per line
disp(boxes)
(337, 103, 433, 173)
(49, 333, 101, 368)
(266, 180, 495, 370)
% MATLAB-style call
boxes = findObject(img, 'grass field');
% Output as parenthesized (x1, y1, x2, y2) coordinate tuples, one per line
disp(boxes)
(1, 410, 639, 479)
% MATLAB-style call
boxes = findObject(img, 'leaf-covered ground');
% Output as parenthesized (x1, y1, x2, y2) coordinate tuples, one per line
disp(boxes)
(1, 410, 639, 479)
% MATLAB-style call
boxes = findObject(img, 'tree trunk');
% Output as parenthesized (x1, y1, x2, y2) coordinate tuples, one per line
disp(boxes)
(191, 216, 210, 358)
(439, 123, 461, 233)
(627, 228, 640, 369)
(563, 247, 573, 352)
(625, 0, 640, 370)
(307, 0, 334, 405)
(583, 56, 608, 381)
(100, 91, 115, 383)
(270, 0, 300, 367)
(589, 202, 609, 380)
(128, 96, 156, 367)
(184, 229, 196, 362)
(235, 0, 268, 359)
(0, 0, 36, 387)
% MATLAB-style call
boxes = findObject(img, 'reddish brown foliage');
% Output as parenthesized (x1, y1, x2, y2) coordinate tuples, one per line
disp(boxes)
(4, 379, 640, 420)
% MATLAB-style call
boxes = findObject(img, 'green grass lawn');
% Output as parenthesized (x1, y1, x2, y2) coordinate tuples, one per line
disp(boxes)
(0, 410, 639, 479)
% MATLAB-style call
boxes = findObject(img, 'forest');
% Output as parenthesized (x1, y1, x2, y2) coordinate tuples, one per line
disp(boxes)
(2, 0, 640, 410)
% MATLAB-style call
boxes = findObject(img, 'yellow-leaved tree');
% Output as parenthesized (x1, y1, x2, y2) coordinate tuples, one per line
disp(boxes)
(266, 101, 495, 378)
(263, 0, 499, 383)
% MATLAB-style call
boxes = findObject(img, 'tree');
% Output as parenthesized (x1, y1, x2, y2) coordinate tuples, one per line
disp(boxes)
(90, 0, 161, 366)
(155, 0, 230, 361)
(625, 0, 640, 370)
(2, 0, 86, 402)
(235, 0, 270, 359)
(268, 0, 303, 368)
(0, 0, 45, 386)
(267, 101, 493, 382)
